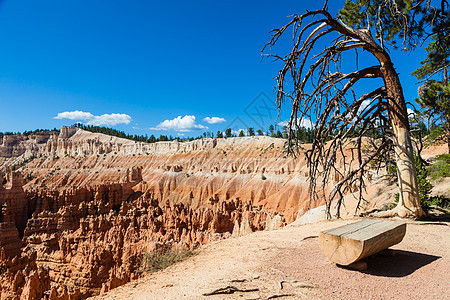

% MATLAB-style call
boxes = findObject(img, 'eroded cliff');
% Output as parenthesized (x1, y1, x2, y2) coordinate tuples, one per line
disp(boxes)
(1, 126, 445, 299)
(0, 128, 320, 299)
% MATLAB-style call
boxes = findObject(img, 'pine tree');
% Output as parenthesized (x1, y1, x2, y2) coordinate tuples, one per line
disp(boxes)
(261, 0, 449, 218)
(413, 33, 450, 152)
(268, 125, 275, 137)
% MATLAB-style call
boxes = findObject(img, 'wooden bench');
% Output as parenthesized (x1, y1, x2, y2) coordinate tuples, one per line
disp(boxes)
(318, 219, 406, 266)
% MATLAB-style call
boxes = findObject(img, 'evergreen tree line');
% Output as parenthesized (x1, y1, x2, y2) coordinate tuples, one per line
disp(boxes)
(0, 128, 60, 138)
(1, 119, 443, 145)
(74, 123, 174, 143)
(73, 122, 317, 143)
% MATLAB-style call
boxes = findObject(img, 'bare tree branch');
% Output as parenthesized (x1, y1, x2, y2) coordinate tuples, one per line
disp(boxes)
(263, 5, 426, 218)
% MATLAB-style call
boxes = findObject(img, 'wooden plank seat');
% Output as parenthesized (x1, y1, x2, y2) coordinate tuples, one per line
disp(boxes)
(318, 219, 406, 266)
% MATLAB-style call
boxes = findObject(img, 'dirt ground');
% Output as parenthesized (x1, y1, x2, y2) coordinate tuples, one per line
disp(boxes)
(92, 218, 450, 300)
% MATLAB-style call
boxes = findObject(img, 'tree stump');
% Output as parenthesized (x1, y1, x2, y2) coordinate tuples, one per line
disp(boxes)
(318, 219, 406, 266)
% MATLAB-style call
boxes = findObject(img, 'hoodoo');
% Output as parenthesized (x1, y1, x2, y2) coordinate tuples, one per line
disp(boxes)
(0, 128, 311, 298)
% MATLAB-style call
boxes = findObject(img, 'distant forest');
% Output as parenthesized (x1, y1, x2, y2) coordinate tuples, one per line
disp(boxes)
(0, 123, 319, 144)
(73, 123, 317, 143)
(1, 120, 434, 145)
(0, 128, 60, 139)
(74, 123, 176, 143)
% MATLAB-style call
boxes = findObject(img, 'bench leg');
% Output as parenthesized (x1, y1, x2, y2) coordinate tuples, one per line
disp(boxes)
(376, 248, 396, 257)
(338, 261, 368, 271)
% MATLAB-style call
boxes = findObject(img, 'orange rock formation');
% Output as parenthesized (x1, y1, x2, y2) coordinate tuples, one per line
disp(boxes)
(1, 128, 314, 299)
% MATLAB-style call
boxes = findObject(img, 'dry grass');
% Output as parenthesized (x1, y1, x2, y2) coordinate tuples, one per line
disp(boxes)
(139, 246, 195, 273)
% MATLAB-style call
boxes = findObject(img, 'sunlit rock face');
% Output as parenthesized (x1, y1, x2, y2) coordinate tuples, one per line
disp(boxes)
(0, 128, 322, 299)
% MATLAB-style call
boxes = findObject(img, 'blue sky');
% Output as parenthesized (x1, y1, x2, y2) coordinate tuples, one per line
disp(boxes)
(0, 0, 427, 137)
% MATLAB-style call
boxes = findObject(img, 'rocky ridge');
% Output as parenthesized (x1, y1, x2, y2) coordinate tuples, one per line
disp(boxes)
(0, 127, 322, 299)
(0, 126, 410, 299)
(2, 127, 319, 221)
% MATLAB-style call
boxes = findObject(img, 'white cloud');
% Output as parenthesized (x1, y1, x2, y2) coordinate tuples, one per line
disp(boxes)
(300, 119, 313, 129)
(86, 113, 132, 126)
(151, 115, 208, 132)
(54, 110, 94, 120)
(203, 117, 226, 124)
(232, 129, 249, 136)
(278, 118, 313, 129)
(54, 110, 132, 126)
(355, 99, 374, 116)
(407, 108, 415, 116)
(348, 100, 373, 123)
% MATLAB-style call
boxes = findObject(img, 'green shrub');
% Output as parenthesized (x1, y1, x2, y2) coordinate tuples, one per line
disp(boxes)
(437, 153, 450, 164)
(415, 155, 433, 204)
(427, 127, 444, 144)
(139, 246, 194, 273)
(261, 174, 267, 180)
(428, 154, 450, 180)
(391, 155, 432, 207)
(391, 193, 400, 209)
(391, 154, 450, 208)
(423, 195, 449, 208)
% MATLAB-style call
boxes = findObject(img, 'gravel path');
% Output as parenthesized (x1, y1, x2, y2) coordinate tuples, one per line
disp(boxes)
(93, 218, 450, 300)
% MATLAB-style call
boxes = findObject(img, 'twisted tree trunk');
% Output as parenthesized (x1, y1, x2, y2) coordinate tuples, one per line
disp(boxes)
(341, 26, 425, 218)
(376, 60, 425, 218)
(264, 10, 426, 218)
(335, 23, 425, 218)
(445, 69, 450, 154)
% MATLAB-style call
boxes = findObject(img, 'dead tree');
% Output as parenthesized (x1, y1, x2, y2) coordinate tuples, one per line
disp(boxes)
(263, 2, 426, 218)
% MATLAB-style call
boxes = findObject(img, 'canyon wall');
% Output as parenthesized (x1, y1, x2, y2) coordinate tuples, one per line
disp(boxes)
(0, 128, 313, 299)
(0, 127, 386, 299)
(2, 127, 314, 221)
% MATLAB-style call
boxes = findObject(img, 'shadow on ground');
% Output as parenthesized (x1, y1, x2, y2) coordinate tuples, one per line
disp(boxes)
(362, 250, 441, 277)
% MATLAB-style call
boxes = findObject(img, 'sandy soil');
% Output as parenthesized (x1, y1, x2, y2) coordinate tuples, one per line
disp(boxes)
(93, 218, 450, 300)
